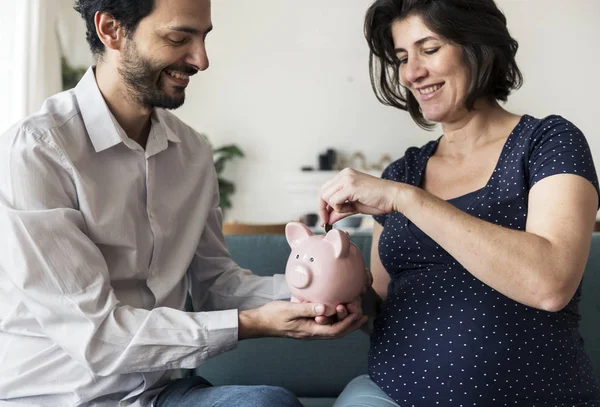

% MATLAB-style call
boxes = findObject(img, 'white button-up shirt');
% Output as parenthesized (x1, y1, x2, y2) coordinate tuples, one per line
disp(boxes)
(0, 68, 289, 406)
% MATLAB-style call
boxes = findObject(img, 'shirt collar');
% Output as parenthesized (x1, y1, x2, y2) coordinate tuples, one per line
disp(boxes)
(75, 67, 181, 153)
(154, 109, 182, 144)
(75, 67, 123, 152)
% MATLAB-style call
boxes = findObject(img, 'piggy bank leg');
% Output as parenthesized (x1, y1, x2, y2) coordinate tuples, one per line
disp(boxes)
(290, 295, 302, 303)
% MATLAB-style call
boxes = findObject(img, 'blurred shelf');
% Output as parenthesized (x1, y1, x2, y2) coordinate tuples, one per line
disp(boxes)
(283, 171, 338, 193)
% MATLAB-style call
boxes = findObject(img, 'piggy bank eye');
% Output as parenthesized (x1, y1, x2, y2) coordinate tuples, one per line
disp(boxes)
(296, 254, 299, 259)
(310, 257, 314, 262)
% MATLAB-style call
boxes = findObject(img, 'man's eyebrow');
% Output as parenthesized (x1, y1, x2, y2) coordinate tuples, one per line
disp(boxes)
(394, 36, 438, 53)
(167, 25, 213, 35)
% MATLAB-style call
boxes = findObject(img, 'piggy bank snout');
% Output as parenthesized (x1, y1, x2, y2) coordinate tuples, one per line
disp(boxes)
(288, 265, 312, 289)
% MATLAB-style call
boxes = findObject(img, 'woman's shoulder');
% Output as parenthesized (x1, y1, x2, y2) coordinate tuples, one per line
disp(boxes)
(516, 113, 597, 192)
(524, 113, 575, 125)
(518, 114, 584, 141)
(380, 139, 438, 182)
(504, 114, 589, 158)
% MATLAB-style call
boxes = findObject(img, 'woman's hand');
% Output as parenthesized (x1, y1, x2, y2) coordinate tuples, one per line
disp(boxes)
(314, 296, 362, 325)
(238, 301, 367, 340)
(318, 168, 402, 225)
(313, 269, 373, 325)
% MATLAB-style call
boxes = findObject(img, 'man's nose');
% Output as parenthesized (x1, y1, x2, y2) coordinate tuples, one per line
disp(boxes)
(188, 41, 209, 72)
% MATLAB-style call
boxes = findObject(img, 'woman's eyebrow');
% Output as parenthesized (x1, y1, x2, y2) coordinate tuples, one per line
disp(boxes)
(394, 36, 438, 53)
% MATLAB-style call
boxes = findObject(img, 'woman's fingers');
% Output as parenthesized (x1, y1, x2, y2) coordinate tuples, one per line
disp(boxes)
(312, 315, 368, 338)
(336, 304, 348, 321)
(315, 315, 329, 325)
(317, 199, 331, 226)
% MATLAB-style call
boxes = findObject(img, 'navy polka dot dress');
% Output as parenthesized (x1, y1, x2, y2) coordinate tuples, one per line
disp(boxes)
(370, 115, 600, 406)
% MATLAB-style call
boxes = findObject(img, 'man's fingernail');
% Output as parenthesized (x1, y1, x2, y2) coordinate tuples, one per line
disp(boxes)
(315, 305, 324, 314)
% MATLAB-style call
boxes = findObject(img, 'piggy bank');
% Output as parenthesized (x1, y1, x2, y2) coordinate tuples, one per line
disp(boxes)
(284, 222, 367, 316)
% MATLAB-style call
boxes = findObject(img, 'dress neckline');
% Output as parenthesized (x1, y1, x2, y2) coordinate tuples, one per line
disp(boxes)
(417, 114, 529, 203)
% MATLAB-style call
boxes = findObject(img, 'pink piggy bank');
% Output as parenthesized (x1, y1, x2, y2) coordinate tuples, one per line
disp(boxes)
(284, 222, 367, 316)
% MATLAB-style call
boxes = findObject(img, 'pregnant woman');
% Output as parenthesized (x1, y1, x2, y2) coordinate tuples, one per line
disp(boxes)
(319, 0, 600, 405)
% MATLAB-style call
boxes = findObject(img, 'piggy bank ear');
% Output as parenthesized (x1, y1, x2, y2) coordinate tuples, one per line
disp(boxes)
(285, 222, 313, 248)
(324, 229, 350, 258)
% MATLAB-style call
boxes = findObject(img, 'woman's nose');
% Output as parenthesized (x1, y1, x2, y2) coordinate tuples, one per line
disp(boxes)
(402, 57, 427, 86)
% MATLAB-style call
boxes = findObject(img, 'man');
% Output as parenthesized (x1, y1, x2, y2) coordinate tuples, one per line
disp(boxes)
(0, 0, 367, 406)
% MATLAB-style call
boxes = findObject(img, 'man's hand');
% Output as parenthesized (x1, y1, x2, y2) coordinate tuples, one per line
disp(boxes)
(238, 301, 367, 340)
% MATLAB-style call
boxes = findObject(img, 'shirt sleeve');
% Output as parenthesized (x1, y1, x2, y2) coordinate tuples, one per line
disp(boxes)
(0, 126, 240, 376)
(187, 169, 290, 313)
(527, 115, 600, 202)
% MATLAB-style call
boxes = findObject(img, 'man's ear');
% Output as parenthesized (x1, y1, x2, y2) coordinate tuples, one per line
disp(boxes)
(94, 11, 126, 51)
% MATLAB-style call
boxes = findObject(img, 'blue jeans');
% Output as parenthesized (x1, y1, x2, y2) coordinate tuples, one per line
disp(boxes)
(154, 376, 304, 407)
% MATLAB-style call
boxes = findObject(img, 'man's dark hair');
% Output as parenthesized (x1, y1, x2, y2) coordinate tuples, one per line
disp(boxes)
(74, 0, 156, 58)
(364, 0, 523, 130)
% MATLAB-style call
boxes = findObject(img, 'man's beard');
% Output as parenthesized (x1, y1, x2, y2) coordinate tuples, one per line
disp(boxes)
(118, 40, 194, 110)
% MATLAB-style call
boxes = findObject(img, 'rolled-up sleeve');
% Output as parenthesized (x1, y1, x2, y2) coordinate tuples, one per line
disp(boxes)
(0, 127, 238, 375)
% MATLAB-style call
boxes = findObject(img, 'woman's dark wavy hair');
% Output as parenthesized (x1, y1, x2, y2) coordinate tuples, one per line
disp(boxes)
(74, 0, 156, 58)
(364, 0, 523, 130)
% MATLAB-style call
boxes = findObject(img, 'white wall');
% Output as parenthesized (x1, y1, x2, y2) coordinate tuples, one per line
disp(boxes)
(173, 0, 600, 223)
(2, 1, 598, 222)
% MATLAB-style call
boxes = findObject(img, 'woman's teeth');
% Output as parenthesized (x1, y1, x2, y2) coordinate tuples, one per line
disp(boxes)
(165, 70, 189, 80)
(419, 84, 442, 95)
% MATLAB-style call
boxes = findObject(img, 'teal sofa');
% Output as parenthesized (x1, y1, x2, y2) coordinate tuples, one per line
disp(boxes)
(194, 233, 600, 407)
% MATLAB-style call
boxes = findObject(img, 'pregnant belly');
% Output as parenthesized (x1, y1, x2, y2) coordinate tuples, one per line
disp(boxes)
(367, 270, 588, 405)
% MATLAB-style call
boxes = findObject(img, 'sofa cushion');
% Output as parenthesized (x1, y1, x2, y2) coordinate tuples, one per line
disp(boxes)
(579, 233, 600, 377)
